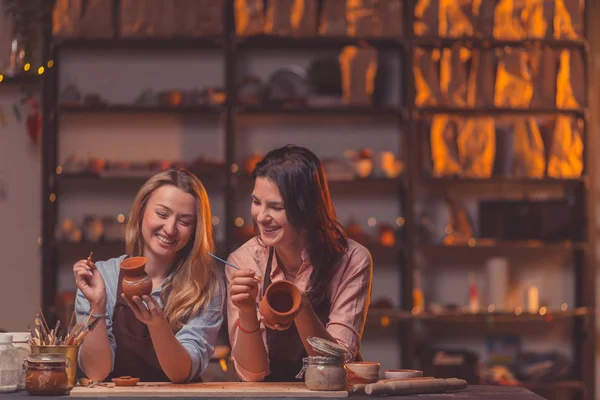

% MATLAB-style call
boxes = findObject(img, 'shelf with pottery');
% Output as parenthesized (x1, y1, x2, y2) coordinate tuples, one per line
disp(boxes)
(415, 240, 587, 252)
(53, 36, 224, 50)
(412, 37, 586, 49)
(421, 175, 587, 187)
(236, 105, 403, 117)
(234, 35, 404, 50)
(414, 106, 585, 117)
(367, 306, 592, 324)
(58, 103, 224, 116)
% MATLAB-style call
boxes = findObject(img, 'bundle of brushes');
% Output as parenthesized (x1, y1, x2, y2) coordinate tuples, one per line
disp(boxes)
(28, 306, 94, 347)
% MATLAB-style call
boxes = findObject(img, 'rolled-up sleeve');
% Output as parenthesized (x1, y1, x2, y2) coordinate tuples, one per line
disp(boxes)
(176, 278, 225, 382)
(225, 253, 270, 382)
(326, 246, 373, 362)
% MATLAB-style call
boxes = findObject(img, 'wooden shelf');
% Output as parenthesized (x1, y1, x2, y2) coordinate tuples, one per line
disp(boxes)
(57, 169, 227, 185)
(237, 105, 402, 117)
(367, 307, 592, 323)
(416, 241, 587, 252)
(59, 104, 223, 116)
(416, 106, 585, 117)
(422, 176, 587, 186)
(54, 37, 224, 50)
(413, 37, 586, 49)
(235, 35, 403, 50)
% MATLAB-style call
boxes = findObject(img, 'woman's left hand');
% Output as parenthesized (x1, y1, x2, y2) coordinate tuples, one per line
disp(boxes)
(260, 290, 310, 331)
(121, 294, 167, 328)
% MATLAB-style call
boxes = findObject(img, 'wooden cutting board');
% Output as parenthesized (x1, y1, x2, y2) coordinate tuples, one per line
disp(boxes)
(69, 382, 349, 397)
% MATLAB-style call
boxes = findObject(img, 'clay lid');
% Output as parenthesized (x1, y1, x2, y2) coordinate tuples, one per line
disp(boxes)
(112, 376, 140, 386)
(307, 336, 347, 359)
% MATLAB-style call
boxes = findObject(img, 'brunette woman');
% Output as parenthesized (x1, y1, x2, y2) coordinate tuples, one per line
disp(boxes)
(226, 145, 373, 381)
(73, 169, 224, 383)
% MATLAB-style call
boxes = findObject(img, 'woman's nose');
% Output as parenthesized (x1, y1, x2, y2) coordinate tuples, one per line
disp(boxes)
(256, 207, 269, 223)
(164, 217, 177, 235)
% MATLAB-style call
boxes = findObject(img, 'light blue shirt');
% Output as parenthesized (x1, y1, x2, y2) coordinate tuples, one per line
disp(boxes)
(75, 254, 225, 382)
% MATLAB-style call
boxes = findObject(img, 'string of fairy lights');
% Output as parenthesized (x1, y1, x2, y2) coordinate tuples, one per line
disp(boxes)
(0, 58, 53, 83)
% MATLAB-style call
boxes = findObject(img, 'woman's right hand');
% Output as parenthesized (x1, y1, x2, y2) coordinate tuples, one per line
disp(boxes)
(73, 257, 106, 312)
(229, 269, 259, 314)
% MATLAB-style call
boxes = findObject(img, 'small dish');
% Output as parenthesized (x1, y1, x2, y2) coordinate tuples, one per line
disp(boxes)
(111, 376, 140, 386)
(384, 369, 423, 379)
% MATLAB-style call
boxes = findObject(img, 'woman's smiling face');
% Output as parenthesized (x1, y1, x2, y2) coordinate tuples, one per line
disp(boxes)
(141, 185, 196, 261)
(251, 177, 299, 248)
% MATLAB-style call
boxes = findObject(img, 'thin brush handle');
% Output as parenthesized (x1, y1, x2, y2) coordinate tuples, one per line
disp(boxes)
(207, 252, 240, 270)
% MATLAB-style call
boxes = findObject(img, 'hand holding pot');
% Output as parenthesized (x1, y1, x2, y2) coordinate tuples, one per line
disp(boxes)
(229, 269, 260, 314)
(121, 294, 167, 328)
(73, 256, 106, 311)
(259, 280, 303, 331)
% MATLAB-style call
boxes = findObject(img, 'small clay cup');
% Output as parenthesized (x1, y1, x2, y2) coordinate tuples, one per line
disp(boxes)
(120, 257, 152, 299)
(384, 369, 423, 379)
(259, 280, 302, 328)
(345, 361, 381, 384)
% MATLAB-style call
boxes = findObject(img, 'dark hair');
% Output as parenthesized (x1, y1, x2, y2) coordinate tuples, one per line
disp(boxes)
(253, 145, 348, 312)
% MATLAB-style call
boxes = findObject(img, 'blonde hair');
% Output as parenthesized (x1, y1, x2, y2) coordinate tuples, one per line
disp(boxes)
(125, 169, 216, 331)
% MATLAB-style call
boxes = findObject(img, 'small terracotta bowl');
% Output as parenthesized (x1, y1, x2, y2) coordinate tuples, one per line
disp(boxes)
(345, 361, 380, 384)
(112, 376, 140, 386)
(384, 369, 423, 379)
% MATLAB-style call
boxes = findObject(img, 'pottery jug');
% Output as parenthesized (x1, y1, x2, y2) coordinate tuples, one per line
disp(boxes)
(120, 257, 152, 299)
(259, 280, 302, 328)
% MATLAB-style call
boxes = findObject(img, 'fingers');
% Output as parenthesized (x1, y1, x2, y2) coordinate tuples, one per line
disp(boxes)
(231, 293, 251, 303)
(232, 269, 257, 279)
(121, 294, 146, 319)
(231, 276, 259, 287)
(142, 295, 163, 318)
(73, 260, 93, 277)
(229, 283, 257, 297)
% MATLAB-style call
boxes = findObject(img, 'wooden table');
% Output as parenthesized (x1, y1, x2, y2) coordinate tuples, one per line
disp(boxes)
(0, 384, 545, 399)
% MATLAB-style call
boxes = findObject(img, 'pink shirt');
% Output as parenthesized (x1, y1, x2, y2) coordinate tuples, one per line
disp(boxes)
(226, 237, 373, 382)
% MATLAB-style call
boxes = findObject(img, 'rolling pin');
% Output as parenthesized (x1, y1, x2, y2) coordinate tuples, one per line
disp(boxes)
(364, 378, 467, 396)
(348, 377, 434, 394)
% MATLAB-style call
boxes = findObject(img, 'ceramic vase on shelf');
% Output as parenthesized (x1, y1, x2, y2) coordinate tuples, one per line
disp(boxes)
(120, 257, 152, 299)
(259, 280, 302, 328)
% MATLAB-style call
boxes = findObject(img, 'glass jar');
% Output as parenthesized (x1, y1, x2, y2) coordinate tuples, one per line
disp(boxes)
(301, 356, 346, 391)
(25, 354, 69, 396)
(0, 333, 20, 393)
(9, 332, 31, 390)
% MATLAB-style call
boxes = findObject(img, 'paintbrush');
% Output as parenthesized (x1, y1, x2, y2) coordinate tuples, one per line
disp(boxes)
(207, 252, 262, 280)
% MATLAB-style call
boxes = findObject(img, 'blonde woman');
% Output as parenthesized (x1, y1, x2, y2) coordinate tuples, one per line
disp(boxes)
(73, 169, 224, 383)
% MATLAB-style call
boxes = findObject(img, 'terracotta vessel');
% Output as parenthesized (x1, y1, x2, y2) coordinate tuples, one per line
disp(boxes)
(120, 257, 152, 299)
(259, 280, 302, 328)
(345, 361, 381, 384)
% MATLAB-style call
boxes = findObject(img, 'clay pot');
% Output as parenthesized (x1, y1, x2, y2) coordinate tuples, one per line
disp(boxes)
(259, 280, 302, 328)
(120, 257, 152, 299)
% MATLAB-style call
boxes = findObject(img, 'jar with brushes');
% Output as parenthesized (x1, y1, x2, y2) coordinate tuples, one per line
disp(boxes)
(9, 332, 31, 390)
(24, 354, 69, 396)
(0, 333, 20, 393)
(296, 336, 347, 391)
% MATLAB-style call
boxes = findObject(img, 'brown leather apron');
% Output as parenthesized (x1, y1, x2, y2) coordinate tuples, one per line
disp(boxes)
(107, 268, 170, 382)
(262, 247, 361, 382)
